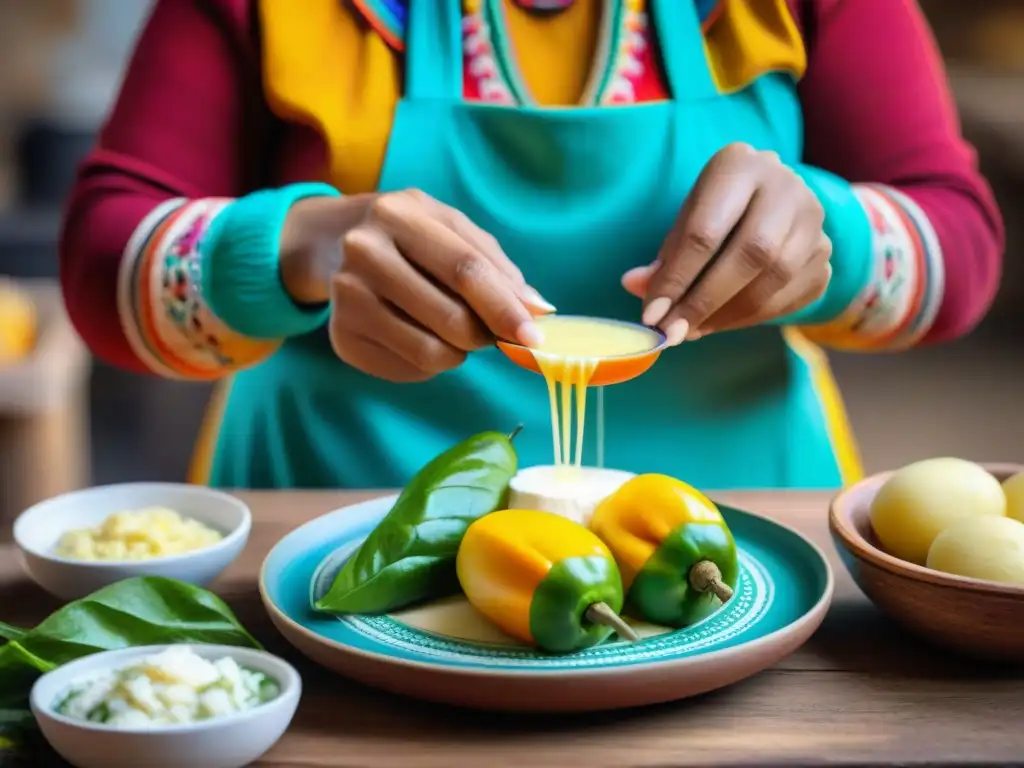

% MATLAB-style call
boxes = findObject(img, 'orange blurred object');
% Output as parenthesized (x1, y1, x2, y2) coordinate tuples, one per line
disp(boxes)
(0, 278, 37, 366)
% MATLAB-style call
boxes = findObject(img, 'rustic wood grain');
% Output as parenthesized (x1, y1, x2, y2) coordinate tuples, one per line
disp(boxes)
(4, 490, 1024, 767)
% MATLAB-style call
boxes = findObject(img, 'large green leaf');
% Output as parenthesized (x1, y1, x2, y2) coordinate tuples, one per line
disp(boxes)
(0, 576, 261, 712)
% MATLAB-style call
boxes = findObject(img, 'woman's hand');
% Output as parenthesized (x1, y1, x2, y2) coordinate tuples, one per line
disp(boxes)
(622, 143, 832, 345)
(282, 189, 552, 383)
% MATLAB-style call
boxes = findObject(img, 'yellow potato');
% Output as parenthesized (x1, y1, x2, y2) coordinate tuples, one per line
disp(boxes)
(1002, 472, 1024, 524)
(869, 458, 1005, 565)
(926, 515, 1024, 584)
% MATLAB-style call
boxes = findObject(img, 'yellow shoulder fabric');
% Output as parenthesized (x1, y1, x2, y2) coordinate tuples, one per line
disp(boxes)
(705, 0, 807, 93)
(259, 0, 400, 194)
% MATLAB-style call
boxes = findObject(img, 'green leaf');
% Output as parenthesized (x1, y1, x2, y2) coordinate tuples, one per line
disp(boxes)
(315, 431, 518, 614)
(0, 622, 26, 644)
(0, 576, 261, 713)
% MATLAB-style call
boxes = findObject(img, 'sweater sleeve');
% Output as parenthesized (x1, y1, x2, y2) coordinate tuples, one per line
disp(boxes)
(60, 0, 332, 380)
(784, 0, 1004, 350)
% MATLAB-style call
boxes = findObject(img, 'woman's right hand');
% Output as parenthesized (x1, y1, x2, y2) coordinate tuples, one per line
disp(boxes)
(281, 189, 553, 383)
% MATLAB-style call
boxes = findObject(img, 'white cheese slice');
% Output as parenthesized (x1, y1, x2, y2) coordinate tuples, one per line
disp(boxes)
(507, 465, 635, 527)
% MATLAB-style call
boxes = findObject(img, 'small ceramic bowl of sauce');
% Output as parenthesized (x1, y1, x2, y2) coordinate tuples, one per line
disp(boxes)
(496, 315, 667, 386)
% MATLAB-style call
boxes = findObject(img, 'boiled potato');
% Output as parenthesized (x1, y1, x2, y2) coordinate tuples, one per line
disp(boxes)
(869, 458, 1005, 565)
(926, 516, 1024, 584)
(1002, 472, 1024, 524)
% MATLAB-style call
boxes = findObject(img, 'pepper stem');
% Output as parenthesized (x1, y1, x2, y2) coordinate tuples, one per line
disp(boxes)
(507, 424, 524, 442)
(586, 602, 640, 643)
(689, 560, 734, 603)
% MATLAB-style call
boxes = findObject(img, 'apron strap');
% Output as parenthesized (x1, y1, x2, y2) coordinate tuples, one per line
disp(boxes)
(649, 0, 720, 102)
(405, 0, 464, 101)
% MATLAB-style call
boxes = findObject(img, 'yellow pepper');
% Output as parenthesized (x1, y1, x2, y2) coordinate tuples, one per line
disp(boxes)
(456, 509, 638, 653)
(591, 474, 738, 627)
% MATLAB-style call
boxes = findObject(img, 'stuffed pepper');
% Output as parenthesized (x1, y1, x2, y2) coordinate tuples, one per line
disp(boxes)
(457, 509, 639, 654)
(591, 474, 738, 627)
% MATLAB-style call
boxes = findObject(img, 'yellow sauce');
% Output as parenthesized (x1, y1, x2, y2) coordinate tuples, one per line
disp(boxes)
(529, 316, 659, 469)
(531, 316, 660, 358)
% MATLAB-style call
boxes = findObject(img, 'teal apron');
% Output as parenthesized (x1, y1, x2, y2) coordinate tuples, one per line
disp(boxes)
(211, 0, 850, 490)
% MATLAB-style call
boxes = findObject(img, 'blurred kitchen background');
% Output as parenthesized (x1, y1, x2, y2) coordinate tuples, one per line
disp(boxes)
(1, 0, 1023, 522)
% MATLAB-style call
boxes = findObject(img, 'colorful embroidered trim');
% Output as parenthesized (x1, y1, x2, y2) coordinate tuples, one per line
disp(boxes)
(802, 184, 944, 351)
(117, 199, 282, 379)
(601, 0, 649, 105)
(463, 4, 516, 103)
(464, 0, 656, 106)
(352, 0, 721, 52)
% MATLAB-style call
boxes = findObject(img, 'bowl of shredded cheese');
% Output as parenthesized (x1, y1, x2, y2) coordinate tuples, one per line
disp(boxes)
(30, 644, 301, 768)
(13, 483, 251, 600)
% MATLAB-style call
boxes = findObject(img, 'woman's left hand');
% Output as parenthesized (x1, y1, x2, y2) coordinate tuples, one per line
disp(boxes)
(622, 142, 833, 346)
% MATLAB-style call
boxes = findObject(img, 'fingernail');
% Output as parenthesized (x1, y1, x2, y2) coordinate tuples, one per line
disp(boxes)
(521, 285, 557, 313)
(643, 297, 672, 326)
(622, 264, 655, 283)
(517, 322, 545, 348)
(664, 319, 689, 347)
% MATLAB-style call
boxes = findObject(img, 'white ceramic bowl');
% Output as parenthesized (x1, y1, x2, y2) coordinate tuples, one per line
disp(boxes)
(30, 644, 301, 768)
(14, 483, 251, 600)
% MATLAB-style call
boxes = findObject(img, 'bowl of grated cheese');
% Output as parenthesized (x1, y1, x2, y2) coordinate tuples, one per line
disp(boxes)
(13, 483, 251, 600)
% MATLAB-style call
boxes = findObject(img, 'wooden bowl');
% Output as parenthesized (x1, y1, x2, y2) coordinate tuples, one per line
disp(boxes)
(830, 462, 1024, 663)
(495, 316, 666, 387)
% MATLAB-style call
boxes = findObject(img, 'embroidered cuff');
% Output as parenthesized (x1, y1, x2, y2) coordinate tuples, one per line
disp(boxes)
(200, 183, 341, 340)
(116, 198, 284, 379)
(799, 184, 944, 351)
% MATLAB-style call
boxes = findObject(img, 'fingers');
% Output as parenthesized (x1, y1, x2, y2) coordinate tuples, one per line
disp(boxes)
(446, 209, 557, 315)
(409, 190, 526, 287)
(634, 144, 829, 344)
(328, 330, 433, 383)
(374, 190, 555, 315)
(705, 247, 832, 333)
(331, 272, 467, 378)
(642, 144, 761, 328)
(367, 193, 545, 346)
(657, 186, 794, 345)
(621, 263, 656, 298)
(343, 226, 491, 352)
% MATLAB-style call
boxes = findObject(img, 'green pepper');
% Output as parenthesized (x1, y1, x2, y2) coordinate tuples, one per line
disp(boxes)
(314, 427, 521, 614)
(591, 473, 739, 627)
(456, 509, 639, 653)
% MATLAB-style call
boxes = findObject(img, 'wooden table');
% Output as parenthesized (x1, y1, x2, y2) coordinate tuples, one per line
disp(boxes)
(3, 490, 1024, 767)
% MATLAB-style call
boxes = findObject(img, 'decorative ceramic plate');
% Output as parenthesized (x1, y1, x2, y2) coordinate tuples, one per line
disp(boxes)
(260, 495, 833, 712)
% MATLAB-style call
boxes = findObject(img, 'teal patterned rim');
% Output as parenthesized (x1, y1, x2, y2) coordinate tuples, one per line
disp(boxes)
(260, 495, 832, 674)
